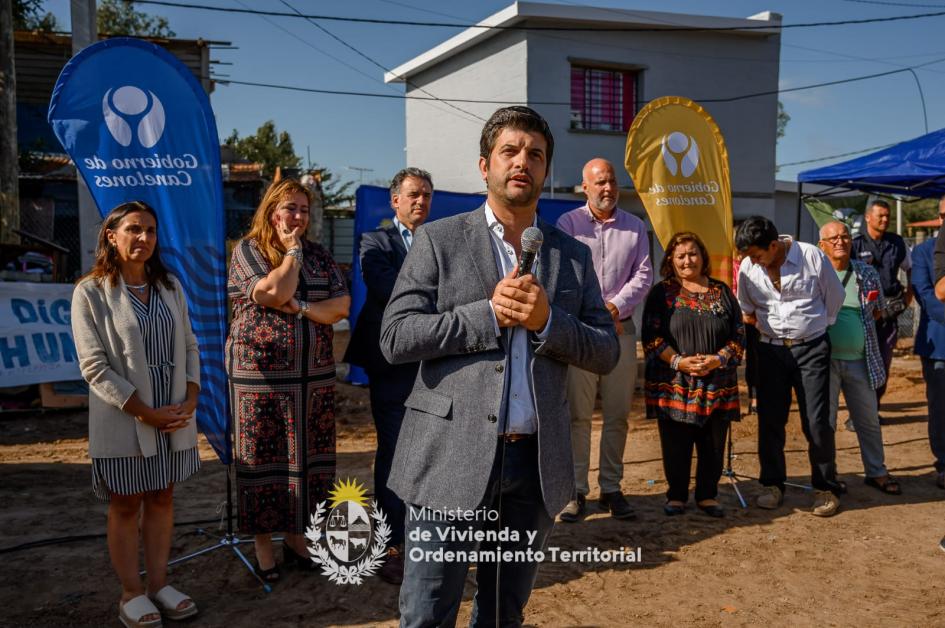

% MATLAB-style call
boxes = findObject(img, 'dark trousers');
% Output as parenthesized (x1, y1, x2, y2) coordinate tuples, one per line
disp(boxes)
(399, 438, 554, 628)
(657, 417, 728, 503)
(921, 357, 945, 472)
(756, 335, 840, 495)
(367, 366, 416, 548)
(744, 325, 760, 400)
(875, 319, 897, 403)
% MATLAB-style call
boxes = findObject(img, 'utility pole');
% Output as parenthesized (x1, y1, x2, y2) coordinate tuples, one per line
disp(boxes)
(346, 165, 373, 186)
(71, 0, 98, 271)
(0, 0, 19, 245)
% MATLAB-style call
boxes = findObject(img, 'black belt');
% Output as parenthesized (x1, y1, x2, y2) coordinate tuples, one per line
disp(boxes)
(759, 333, 826, 348)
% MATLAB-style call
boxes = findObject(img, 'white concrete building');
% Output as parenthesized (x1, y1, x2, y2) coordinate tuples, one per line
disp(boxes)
(386, 1, 783, 224)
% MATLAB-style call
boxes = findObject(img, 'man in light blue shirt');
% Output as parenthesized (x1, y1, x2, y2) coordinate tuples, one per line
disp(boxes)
(382, 107, 619, 627)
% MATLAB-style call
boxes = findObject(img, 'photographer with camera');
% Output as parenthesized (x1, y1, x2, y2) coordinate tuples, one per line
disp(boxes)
(852, 200, 913, 415)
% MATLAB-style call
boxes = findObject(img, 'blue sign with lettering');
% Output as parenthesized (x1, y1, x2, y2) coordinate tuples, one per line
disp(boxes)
(0, 283, 80, 386)
(48, 38, 230, 463)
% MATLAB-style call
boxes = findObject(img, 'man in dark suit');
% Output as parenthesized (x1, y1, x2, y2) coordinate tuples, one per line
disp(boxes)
(912, 198, 945, 490)
(344, 167, 432, 584)
(381, 107, 619, 627)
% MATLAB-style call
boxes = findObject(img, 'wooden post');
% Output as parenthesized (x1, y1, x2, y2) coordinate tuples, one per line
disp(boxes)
(0, 0, 19, 245)
(71, 0, 98, 272)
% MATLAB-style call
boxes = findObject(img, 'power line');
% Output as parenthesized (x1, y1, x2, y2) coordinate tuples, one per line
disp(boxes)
(777, 143, 897, 168)
(132, 0, 945, 32)
(230, 0, 481, 128)
(208, 54, 945, 106)
(274, 0, 484, 123)
(700, 55, 945, 103)
(839, 0, 945, 7)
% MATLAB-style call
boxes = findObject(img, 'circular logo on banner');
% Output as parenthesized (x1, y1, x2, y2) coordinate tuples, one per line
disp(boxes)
(660, 131, 700, 178)
(305, 478, 390, 585)
(102, 86, 166, 148)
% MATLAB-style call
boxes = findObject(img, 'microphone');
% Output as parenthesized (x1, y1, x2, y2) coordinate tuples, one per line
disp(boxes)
(516, 227, 543, 278)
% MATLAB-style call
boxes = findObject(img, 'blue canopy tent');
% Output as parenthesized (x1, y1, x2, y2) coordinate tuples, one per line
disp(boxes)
(795, 127, 945, 236)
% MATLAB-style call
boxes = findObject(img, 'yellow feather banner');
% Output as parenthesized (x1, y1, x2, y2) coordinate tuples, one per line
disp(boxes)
(625, 96, 733, 284)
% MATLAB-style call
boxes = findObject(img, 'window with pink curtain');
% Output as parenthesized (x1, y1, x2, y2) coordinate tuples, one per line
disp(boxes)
(570, 66, 638, 131)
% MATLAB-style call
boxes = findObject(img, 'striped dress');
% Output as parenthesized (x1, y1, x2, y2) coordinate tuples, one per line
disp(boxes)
(91, 287, 200, 501)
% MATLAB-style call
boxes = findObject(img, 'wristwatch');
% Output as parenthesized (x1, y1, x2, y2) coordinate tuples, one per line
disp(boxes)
(296, 300, 309, 320)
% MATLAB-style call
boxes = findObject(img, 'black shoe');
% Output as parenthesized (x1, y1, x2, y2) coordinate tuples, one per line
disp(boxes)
(663, 502, 685, 516)
(937, 471, 944, 489)
(254, 560, 280, 584)
(378, 547, 404, 585)
(559, 494, 586, 523)
(697, 503, 725, 518)
(283, 543, 316, 571)
(599, 491, 636, 520)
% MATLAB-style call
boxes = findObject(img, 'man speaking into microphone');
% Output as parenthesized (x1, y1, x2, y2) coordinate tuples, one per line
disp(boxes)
(381, 106, 619, 627)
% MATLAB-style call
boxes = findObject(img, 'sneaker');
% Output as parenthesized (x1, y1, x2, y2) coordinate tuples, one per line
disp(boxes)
(755, 486, 783, 509)
(559, 494, 586, 523)
(599, 491, 636, 520)
(812, 490, 840, 517)
(378, 547, 404, 585)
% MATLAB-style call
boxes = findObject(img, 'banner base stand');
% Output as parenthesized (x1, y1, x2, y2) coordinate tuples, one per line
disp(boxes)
(139, 465, 278, 592)
(723, 420, 812, 510)
(165, 529, 275, 593)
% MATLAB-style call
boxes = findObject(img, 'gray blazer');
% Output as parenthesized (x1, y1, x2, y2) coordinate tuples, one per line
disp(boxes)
(380, 206, 620, 517)
(72, 274, 200, 458)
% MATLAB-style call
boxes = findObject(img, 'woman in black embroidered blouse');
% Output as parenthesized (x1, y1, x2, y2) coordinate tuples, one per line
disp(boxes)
(642, 232, 744, 518)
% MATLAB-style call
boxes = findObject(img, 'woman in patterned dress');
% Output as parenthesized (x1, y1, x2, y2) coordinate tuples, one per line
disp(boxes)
(227, 179, 350, 582)
(642, 232, 745, 519)
(72, 201, 201, 627)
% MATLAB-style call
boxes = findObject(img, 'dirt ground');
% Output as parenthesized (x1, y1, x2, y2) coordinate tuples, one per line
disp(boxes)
(2, 333, 944, 627)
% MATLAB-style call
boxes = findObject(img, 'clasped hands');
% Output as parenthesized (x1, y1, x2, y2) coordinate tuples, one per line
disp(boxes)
(139, 398, 197, 433)
(491, 266, 550, 331)
(676, 354, 723, 377)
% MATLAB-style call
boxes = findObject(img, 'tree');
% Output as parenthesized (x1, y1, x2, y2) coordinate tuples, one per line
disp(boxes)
(777, 100, 790, 143)
(225, 121, 301, 179)
(13, 0, 58, 31)
(316, 168, 354, 209)
(97, 0, 174, 37)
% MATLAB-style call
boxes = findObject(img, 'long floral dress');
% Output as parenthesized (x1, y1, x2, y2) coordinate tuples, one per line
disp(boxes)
(227, 238, 348, 534)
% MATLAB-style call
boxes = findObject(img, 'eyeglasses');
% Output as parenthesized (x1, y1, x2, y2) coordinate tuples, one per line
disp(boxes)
(820, 234, 851, 243)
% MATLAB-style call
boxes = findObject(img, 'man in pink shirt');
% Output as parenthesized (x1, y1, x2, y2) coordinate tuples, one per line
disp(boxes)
(556, 158, 653, 521)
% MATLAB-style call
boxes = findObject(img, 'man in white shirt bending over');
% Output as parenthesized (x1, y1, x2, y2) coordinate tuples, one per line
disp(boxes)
(735, 216, 845, 517)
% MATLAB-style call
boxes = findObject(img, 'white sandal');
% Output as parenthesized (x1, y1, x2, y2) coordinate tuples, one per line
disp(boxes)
(119, 594, 162, 628)
(150, 585, 198, 621)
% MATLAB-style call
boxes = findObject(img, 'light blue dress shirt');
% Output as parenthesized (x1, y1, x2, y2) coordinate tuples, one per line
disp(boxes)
(483, 203, 551, 435)
(392, 216, 413, 251)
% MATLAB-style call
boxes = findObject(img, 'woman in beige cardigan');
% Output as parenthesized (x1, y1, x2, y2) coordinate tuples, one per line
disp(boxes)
(72, 201, 201, 628)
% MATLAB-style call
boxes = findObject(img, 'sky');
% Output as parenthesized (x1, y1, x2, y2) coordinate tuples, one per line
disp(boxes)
(42, 0, 945, 189)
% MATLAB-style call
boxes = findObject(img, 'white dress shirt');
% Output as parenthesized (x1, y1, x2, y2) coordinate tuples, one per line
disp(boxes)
(737, 236, 845, 341)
